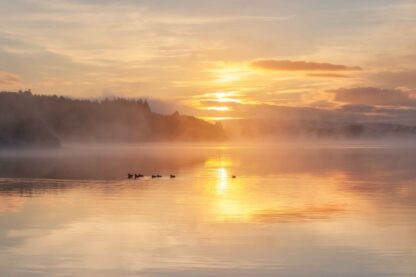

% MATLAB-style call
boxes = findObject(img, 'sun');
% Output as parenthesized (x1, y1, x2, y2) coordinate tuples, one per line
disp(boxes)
(211, 91, 242, 103)
(193, 91, 244, 121)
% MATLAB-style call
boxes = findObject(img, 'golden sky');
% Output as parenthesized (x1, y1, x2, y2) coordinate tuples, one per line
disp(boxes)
(1, 0, 416, 121)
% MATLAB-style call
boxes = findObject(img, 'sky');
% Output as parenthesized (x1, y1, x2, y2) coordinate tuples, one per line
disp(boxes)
(1, 0, 416, 122)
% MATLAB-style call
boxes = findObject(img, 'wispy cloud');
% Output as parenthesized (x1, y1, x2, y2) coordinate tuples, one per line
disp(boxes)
(251, 60, 362, 72)
(306, 73, 353, 79)
(0, 71, 22, 88)
(0, 0, 416, 119)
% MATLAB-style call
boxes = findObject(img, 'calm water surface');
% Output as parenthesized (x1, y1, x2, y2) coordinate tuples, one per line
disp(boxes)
(0, 143, 415, 276)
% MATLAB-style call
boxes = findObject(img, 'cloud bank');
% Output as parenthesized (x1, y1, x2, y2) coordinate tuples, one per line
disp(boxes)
(332, 87, 416, 107)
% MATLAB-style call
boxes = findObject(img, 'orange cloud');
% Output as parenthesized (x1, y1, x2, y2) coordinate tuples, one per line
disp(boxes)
(0, 71, 22, 87)
(251, 60, 362, 72)
(306, 73, 352, 78)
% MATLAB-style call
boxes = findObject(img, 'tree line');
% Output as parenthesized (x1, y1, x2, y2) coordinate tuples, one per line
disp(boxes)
(0, 90, 226, 147)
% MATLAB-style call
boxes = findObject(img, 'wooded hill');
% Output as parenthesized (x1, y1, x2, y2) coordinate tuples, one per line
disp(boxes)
(0, 91, 226, 147)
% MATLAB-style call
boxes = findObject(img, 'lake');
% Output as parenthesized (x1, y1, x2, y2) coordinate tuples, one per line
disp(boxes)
(0, 142, 415, 276)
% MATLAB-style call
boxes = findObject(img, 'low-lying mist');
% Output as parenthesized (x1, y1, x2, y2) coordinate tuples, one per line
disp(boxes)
(0, 91, 226, 148)
(3, 91, 416, 150)
(1, 141, 416, 181)
(223, 118, 416, 141)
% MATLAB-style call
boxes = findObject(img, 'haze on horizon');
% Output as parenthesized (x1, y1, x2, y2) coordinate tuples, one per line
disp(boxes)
(1, 0, 416, 123)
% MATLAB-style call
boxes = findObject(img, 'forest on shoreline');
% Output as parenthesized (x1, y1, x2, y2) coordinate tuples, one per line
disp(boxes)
(0, 91, 226, 148)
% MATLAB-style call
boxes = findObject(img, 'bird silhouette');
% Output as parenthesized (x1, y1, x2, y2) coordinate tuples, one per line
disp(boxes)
(134, 174, 144, 179)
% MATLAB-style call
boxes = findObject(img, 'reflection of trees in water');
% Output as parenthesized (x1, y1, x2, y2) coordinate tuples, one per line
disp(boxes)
(0, 195, 25, 212)
(3, 145, 416, 181)
(1, 146, 416, 207)
(0, 147, 211, 180)
(0, 180, 71, 197)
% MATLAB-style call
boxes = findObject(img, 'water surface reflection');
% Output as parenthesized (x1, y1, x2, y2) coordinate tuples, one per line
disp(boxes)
(0, 143, 415, 276)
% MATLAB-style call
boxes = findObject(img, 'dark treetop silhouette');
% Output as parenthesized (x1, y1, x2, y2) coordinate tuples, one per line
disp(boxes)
(0, 90, 226, 147)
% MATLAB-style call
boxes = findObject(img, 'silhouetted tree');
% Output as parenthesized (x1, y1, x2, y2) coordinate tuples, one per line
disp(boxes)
(0, 91, 226, 147)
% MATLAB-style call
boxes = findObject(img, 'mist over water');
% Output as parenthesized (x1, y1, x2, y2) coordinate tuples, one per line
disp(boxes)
(0, 142, 415, 276)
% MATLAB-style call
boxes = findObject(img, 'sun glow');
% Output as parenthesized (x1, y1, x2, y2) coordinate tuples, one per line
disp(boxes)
(202, 106, 231, 111)
(216, 167, 229, 195)
(213, 68, 248, 83)
(200, 116, 241, 121)
(205, 158, 233, 168)
(201, 156, 358, 223)
(193, 91, 243, 120)
(210, 91, 242, 103)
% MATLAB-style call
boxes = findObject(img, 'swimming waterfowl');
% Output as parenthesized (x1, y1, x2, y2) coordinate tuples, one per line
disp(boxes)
(232, 175, 236, 179)
(128, 174, 134, 179)
(170, 174, 176, 178)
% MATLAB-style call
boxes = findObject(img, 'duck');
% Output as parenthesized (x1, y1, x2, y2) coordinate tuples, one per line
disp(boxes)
(134, 174, 144, 179)
(232, 175, 237, 179)
(128, 173, 134, 179)
(170, 174, 176, 178)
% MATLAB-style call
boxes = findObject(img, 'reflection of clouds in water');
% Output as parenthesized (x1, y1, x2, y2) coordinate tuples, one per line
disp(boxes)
(0, 145, 416, 276)
(251, 204, 345, 223)
(210, 168, 352, 223)
(0, 196, 25, 212)
(0, 146, 211, 180)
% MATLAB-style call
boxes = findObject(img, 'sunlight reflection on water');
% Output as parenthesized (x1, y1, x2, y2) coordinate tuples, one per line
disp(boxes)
(0, 143, 415, 276)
